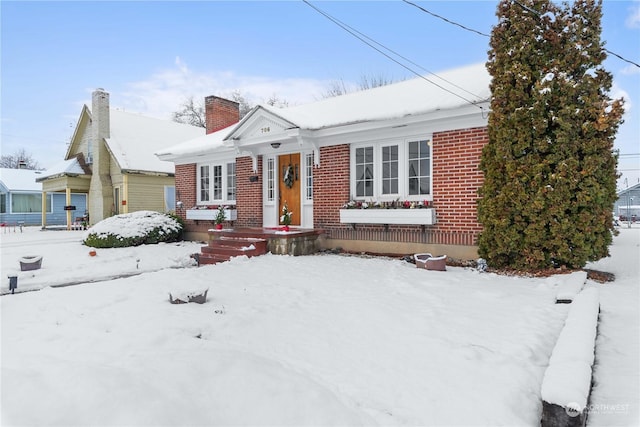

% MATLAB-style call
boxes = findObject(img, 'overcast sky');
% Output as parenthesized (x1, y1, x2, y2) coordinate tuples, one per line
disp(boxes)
(1, 1, 638, 188)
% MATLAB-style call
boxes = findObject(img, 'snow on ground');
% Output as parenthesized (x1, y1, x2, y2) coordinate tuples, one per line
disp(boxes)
(1, 228, 201, 292)
(1, 226, 638, 426)
(584, 227, 640, 426)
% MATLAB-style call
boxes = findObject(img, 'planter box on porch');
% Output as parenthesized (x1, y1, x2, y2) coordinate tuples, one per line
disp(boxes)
(186, 209, 237, 222)
(339, 208, 436, 225)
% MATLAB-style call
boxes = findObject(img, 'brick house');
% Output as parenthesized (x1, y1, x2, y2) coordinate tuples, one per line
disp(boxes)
(157, 63, 491, 260)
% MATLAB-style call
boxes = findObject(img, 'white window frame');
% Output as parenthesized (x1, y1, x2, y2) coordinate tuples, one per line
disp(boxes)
(196, 160, 237, 206)
(9, 192, 53, 214)
(350, 137, 432, 202)
(304, 153, 314, 201)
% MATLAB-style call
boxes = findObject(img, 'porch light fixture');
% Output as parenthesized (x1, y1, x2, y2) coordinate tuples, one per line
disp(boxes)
(270, 142, 281, 149)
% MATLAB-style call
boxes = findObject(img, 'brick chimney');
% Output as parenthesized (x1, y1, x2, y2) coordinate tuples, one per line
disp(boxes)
(205, 96, 240, 134)
(88, 88, 114, 223)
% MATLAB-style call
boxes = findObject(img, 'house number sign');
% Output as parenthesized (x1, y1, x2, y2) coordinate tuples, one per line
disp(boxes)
(261, 127, 271, 133)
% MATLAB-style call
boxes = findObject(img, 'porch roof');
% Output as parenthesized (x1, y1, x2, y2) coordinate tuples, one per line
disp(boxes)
(36, 157, 86, 182)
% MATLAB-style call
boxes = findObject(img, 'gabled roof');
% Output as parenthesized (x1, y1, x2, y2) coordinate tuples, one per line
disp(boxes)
(158, 63, 490, 162)
(242, 62, 490, 132)
(0, 168, 45, 192)
(618, 182, 640, 196)
(106, 109, 205, 174)
(36, 157, 86, 182)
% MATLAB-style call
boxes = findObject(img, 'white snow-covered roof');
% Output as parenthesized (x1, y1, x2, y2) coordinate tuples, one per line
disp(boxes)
(159, 63, 490, 161)
(255, 62, 490, 131)
(155, 124, 234, 159)
(36, 158, 86, 181)
(106, 109, 205, 174)
(0, 168, 45, 192)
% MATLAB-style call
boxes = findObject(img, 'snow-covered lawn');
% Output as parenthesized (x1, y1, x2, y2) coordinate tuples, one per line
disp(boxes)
(1, 226, 638, 426)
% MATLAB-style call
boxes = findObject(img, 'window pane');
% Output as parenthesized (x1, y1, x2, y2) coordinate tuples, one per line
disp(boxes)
(409, 160, 418, 178)
(305, 154, 313, 200)
(355, 146, 374, 198)
(364, 180, 373, 196)
(11, 194, 42, 213)
(213, 165, 222, 200)
(420, 177, 430, 194)
(267, 158, 275, 201)
(164, 186, 175, 212)
(382, 145, 398, 195)
(365, 164, 373, 179)
(409, 141, 419, 158)
(407, 140, 431, 195)
(1, 193, 6, 213)
(200, 166, 210, 201)
(420, 159, 430, 176)
(390, 178, 398, 194)
(227, 162, 236, 201)
(409, 178, 419, 195)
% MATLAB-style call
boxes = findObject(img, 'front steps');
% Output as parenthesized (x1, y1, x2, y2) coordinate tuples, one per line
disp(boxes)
(198, 236, 268, 265)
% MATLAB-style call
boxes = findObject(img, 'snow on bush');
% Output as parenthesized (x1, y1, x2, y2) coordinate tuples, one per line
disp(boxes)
(84, 211, 183, 248)
(541, 287, 600, 411)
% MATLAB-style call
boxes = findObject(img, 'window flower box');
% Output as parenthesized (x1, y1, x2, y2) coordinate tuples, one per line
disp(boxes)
(339, 208, 436, 225)
(186, 208, 237, 221)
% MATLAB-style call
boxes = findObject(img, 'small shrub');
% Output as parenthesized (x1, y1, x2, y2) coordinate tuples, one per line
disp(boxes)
(84, 211, 183, 248)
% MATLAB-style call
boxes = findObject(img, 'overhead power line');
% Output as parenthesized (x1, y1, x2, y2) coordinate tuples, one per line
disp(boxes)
(301, 0, 487, 111)
(402, 0, 491, 38)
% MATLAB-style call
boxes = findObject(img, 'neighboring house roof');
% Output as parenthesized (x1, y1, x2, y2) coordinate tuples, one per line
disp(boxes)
(617, 182, 640, 196)
(36, 157, 86, 182)
(158, 63, 490, 162)
(0, 168, 44, 192)
(106, 109, 205, 175)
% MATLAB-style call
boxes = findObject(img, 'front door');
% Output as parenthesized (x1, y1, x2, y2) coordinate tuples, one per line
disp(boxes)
(279, 153, 301, 226)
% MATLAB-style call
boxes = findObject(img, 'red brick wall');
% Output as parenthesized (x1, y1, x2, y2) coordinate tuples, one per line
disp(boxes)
(175, 164, 196, 223)
(205, 96, 240, 134)
(236, 156, 263, 227)
(313, 145, 351, 227)
(315, 127, 488, 249)
(432, 127, 486, 234)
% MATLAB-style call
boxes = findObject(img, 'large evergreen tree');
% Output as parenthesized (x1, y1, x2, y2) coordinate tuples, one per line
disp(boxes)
(477, 0, 624, 270)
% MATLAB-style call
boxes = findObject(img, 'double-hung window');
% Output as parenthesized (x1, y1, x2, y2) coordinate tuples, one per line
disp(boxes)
(355, 147, 374, 197)
(351, 138, 432, 201)
(197, 161, 236, 205)
(408, 140, 431, 196)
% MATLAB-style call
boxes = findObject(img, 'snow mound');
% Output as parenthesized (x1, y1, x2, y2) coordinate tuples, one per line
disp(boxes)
(554, 271, 588, 302)
(541, 287, 600, 411)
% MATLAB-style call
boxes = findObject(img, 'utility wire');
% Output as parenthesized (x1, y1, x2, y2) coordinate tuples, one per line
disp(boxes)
(402, 0, 491, 38)
(301, 0, 487, 110)
(511, 0, 640, 69)
(309, 1, 485, 102)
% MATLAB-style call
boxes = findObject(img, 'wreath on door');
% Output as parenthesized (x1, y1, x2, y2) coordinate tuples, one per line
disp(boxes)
(283, 163, 294, 188)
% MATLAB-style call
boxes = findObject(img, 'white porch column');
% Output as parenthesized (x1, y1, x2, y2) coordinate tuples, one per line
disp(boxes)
(66, 188, 72, 230)
(41, 191, 47, 229)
